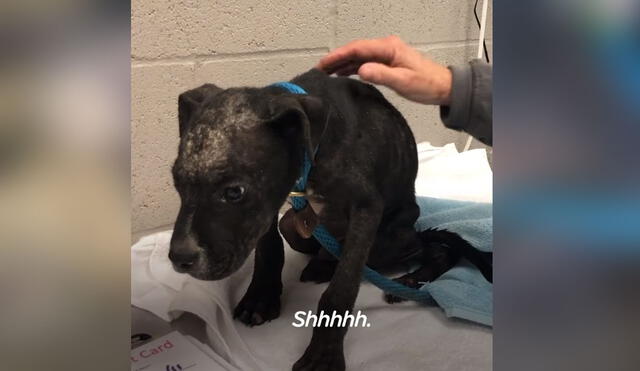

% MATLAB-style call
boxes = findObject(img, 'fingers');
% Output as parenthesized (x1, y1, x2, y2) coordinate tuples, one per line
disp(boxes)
(334, 62, 362, 76)
(357, 62, 409, 91)
(316, 37, 399, 74)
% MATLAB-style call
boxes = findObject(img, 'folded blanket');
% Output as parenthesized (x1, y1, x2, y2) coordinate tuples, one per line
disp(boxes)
(415, 196, 493, 326)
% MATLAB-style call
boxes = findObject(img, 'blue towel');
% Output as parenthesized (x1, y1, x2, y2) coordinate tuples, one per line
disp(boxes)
(414, 196, 493, 326)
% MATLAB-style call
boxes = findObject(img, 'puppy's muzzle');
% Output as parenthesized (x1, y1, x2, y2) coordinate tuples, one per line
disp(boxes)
(169, 235, 201, 273)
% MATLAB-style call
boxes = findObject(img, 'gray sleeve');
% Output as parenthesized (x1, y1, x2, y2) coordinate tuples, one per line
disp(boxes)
(440, 59, 492, 146)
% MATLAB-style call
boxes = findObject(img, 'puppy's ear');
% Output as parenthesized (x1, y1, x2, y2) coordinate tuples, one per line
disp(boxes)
(178, 84, 223, 137)
(267, 95, 330, 163)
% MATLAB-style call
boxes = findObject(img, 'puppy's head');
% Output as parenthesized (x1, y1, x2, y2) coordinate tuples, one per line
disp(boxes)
(169, 83, 327, 280)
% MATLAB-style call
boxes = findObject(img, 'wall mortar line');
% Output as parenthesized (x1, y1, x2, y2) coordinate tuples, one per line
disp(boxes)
(132, 47, 330, 67)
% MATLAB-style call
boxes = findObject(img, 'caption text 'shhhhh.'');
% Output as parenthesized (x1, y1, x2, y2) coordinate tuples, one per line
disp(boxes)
(292, 310, 371, 328)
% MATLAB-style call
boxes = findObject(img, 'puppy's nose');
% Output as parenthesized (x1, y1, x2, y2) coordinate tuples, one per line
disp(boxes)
(169, 234, 200, 272)
(169, 249, 199, 271)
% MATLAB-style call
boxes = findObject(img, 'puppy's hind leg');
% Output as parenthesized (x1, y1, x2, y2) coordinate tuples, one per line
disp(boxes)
(384, 230, 463, 304)
(419, 228, 493, 283)
(366, 201, 422, 269)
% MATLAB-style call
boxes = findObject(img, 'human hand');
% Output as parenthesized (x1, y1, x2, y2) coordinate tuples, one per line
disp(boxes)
(316, 36, 452, 105)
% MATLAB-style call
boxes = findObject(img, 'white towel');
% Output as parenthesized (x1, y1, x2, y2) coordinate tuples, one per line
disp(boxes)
(131, 142, 493, 371)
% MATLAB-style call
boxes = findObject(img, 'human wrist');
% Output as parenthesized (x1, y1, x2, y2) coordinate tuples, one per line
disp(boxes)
(436, 66, 453, 106)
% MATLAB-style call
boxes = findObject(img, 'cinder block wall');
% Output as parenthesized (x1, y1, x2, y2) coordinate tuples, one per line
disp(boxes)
(132, 0, 493, 237)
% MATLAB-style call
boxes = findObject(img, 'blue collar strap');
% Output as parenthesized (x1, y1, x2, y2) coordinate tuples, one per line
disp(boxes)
(270, 81, 308, 95)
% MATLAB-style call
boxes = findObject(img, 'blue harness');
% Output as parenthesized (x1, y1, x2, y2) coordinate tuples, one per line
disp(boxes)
(270, 82, 433, 303)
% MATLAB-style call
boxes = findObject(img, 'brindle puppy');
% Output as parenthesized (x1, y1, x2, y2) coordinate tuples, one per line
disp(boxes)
(169, 68, 490, 371)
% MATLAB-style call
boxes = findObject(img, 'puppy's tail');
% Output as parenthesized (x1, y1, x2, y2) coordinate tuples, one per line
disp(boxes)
(418, 228, 493, 283)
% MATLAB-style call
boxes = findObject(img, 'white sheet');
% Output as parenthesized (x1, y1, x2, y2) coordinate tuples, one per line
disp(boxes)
(131, 142, 493, 371)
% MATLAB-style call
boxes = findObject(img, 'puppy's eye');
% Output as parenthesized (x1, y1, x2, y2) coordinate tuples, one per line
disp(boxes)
(222, 186, 245, 203)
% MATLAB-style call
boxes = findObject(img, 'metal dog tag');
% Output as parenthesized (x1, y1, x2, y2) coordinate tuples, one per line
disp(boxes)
(293, 203, 319, 239)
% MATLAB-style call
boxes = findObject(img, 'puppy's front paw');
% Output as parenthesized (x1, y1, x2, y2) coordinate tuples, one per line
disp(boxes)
(292, 343, 345, 371)
(233, 287, 280, 327)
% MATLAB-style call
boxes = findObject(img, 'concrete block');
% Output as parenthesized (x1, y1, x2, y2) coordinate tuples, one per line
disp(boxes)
(132, 0, 333, 59)
(417, 43, 479, 66)
(194, 54, 321, 88)
(131, 63, 195, 232)
(335, 0, 484, 46)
